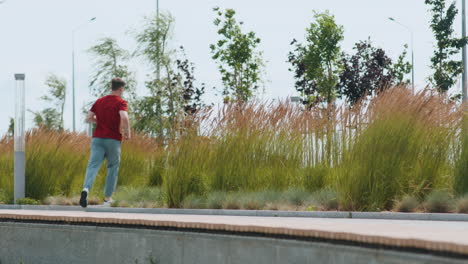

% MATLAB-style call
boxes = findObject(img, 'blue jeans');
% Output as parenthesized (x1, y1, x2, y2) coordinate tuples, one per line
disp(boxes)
(83, 138, 121, 197)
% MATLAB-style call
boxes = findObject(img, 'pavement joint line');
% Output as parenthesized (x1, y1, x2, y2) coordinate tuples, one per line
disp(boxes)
(1, 205, 468, 221)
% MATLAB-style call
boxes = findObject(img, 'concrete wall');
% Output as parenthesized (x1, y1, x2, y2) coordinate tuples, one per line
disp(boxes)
(0, 222, 466, 264)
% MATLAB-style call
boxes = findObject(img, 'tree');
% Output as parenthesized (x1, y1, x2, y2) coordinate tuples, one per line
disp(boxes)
(88, 37, 137, 101)
(7, 118, 14, 137)
(210, 7, 264, 102)
(31, 74, 67, 130)
(288, 39, 316, 106)
(133, 13, 175, 138)
(133, 13, 205, 139)
(425, 0, 468, 92)
(338, 40, 411, 105)
(393, 44, 413, 85)
(288, 11, 344, 106)
(175, 46, 206, 115)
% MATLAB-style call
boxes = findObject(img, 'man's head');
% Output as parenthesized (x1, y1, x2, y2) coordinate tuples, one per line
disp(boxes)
(111, 78, 126, 96)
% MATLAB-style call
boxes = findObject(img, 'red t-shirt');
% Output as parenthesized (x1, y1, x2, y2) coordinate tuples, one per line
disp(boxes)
(90, 95, 128, 141)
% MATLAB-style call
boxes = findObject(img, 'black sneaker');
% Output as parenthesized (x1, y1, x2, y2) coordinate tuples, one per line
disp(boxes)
(79, 191, 88, 208)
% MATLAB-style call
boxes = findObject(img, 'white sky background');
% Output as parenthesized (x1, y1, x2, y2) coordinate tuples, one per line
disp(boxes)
(0, 0, 465, 135)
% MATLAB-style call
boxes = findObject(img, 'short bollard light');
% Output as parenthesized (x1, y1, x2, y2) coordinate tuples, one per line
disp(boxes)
(14, 73, 26, 203)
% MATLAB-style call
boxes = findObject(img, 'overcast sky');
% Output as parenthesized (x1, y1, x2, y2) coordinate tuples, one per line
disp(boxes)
(0, 0, 465, 135)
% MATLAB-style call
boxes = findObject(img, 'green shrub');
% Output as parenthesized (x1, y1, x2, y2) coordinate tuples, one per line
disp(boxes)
(336, 89, 458, 211)
(112, 186, 163, 207)
(0, 88, 464, 213)
(456, 195, 468, 214)
(182, 194, 206, 209)
(393, 195, 419, 213)
(0, 189, 11, 204)
(0, 138, 13, 203)
(118, 135, 158, 187)
(309, 189, 339, 211)
(282, 188, 310, 206)
(303, 166, 328, 192)
(425, 190, 454, 213)
(206, 192, 225, 209)
(16, 197, 40, 205)
(240, 193, 265, 210)
(454, 127, 468, 195)
(149, 152, 165, 186)
(163, 134, 209, 208)
(222, 193, 242, 209)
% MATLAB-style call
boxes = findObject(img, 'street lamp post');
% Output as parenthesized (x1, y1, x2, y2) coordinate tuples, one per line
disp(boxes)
(463, 0, 467, 103)
(389, 17, 415, 94)
(14, 73, 25, 203)
(72, 17, 96, 132)
(156, 0, 160, 82)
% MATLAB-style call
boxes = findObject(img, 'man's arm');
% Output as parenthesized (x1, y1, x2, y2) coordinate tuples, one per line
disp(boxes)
(119, 110, 131, 140)
(85, 111, 97, 123)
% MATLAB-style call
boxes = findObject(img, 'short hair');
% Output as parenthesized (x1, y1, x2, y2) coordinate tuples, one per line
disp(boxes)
(111, 78, 126, 91)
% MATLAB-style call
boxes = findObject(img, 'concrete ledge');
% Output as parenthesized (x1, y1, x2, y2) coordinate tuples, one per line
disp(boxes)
(2, 210, 468, 256)
(2, 205, 468, 221)
(2, 222, 466, 264)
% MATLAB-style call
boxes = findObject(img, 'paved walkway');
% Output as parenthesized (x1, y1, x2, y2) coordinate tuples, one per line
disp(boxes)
(1, 209, 468, 256)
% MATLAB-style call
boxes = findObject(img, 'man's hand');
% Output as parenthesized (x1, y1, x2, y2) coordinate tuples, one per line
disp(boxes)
(119, 110, 131, 140)
(123, 131, 131, 140)
(85, 111, 97, 123)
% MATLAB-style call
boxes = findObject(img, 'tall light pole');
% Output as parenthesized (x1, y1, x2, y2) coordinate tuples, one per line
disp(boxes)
(14, 73, 25, 203)
(463, 0, 467, 103)
(72, 17, 96, 132)
(389, 17, 415, 94)
(156, 0, 160, 82)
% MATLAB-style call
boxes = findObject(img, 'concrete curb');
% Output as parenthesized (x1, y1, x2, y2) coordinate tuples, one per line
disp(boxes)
(1, 205, 468, 221)
(2, 210, 468, 257)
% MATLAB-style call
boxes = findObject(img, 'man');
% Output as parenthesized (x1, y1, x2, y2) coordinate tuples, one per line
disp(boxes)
(79, 78, 131, 208)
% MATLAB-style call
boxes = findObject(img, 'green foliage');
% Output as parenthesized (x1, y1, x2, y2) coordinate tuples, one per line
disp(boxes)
(289, 10, 344, 106)
(309, 189, 339, 211)
(425, 190, 454, 213)
(31, 74, 67, 130)
(0, 189, 10, 204)
(0, 88, 464, 211)
(456, 194, 468, 213)
(163, 134, 209, 207)
(302, 165, 328, 192)
(16, 197, 40, 205)
(133, 13, 174, 138)
(7, 118, 14, 137)
(335, 89, 459, 211)
(25, 130, 89, 200)
(0, 138, 13, 203)
(210, 7, 264, 102)
(182, 194, 207, 209)
(338, 40, 411, 105)
(133, 14, 204, 138)
(88, 37, 137, 101)
(454, 123, 468, 195)
(393, 44, 413, 85)
(304, 11, 344, 104)
(425, 0, 468, 92)
(149, 151, 166, 186)
(281, 188, 310, 206)
(31, 108, 61, 130)
(222, 192, 242, 209)
(206, 192, 225, 209)
(393, 195, 419, 212)
(112, 186, 164, 208)
(0, 130, 157, 202)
